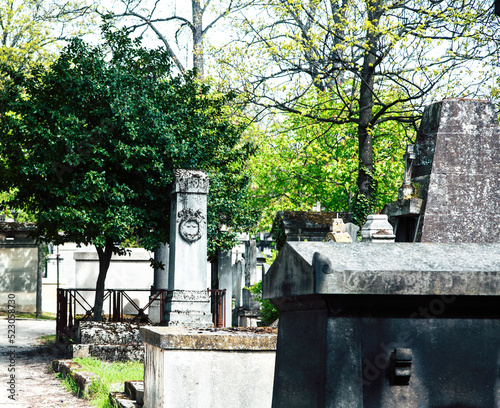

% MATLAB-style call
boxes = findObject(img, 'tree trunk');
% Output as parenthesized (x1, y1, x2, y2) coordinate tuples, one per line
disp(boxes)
(192, 0, 204, 78)
(93, 239, 114, 322)
(357, 0, 382, 200)
(357, 65, 375, 199)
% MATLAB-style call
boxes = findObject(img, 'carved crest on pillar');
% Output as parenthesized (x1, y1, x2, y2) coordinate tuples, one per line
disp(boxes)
(177, 208, 206, 243)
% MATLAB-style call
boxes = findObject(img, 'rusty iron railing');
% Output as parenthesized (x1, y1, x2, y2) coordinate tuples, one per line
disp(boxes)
(56, 288, 227, 343)
(210, 289, 226, 328)
(56, 288, 166, 343)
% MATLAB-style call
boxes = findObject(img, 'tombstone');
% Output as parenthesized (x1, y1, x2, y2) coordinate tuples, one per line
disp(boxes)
(344, 222, 360, 242)
(141, 326, 277, 408)
(237, 240, 261, 326)
(152, 243, 169, 292)
(256, 231, 274, 258)
(163, 169, 212, 327)
(263, 98, 500, 407)
(272, 211, 351, 250)
(217, 250, 232, 327)
(232, 259, 245, 326)
(149, 242, 169, 323)
(383, 98, 500, 243)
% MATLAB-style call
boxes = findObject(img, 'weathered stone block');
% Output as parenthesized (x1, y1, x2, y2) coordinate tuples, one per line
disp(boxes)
(76, 322, 142, 345)
(141, 326, 276, 408)
(385, 99, 500, 243)
(264, 241, 500, 407)
(71, 344, 144, 362)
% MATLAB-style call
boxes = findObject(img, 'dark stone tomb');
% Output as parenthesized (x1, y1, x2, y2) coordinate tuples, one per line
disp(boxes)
(264, 242, 500, 407)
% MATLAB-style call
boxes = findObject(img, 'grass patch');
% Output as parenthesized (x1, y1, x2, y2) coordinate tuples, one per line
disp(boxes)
(56, 372, 80, 396)
(37, 334, 56, 345)
(65, 358, 144, 408)
(0, 311, 56, 320)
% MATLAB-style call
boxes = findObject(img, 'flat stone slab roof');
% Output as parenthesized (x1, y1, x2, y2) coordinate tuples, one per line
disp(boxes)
(140, 327, 277, 351)
(263, 242, 500, 298)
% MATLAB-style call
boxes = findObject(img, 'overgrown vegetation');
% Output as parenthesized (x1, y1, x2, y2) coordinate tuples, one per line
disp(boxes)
(56, 358, 144, 408)
(247, 281, 279, 326)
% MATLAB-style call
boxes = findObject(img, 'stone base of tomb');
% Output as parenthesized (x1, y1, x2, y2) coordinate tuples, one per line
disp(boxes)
(162, 290, 213, 328)
(141, 326, 277, 408)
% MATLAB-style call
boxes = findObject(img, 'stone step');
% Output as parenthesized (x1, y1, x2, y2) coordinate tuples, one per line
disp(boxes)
(52, 359, 100, 398)
(124, 381, 144, 406)
(109, 392, 141, 408)
(52, 359, 82, 378)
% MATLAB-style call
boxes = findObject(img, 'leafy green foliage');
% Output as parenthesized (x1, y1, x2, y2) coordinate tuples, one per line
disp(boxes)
(217, 0, 500, 203)
(247, 280, 279, 326)
(248, 91, 408, 230)
(0, 0, 53, 70)
(0, 24, 255, 252)
(0, 190, 35, 221)
(0, 25, 257, 315)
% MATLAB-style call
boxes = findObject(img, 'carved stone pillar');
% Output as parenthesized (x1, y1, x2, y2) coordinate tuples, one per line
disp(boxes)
(164, 169, 212, 327)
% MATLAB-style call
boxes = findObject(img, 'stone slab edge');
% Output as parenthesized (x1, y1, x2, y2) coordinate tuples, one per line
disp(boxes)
(109, 392, 141, 408)
(54, 359, 143, 406)
(52, 359, 101, 398)
(125, 381, 144, 405)
(140, 327, 277, 351)
(264, 242, 500, 299)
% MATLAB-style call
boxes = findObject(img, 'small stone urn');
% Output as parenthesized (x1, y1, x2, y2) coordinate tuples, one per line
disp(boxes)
(361, 214, 395, 243)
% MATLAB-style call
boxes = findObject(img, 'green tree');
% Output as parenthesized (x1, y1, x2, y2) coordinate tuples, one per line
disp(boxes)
(0, 0, 97, 71)
(216, 0, 500, 212)
(0, 0, 52, 69)
(0, 25, 256, 320)
(249, 90, 408, 229)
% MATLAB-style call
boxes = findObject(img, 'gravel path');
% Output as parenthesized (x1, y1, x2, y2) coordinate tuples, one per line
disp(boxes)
(0, 318, 90, 408)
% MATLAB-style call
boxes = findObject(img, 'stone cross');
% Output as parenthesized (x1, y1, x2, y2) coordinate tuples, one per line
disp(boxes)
(312, 202, 322, 212)
(163, 169, 212, 327)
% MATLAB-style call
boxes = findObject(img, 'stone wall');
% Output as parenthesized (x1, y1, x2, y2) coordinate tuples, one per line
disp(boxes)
(0, 246, 39, 313)
(72, 322, 144, 362)
(0, 223, 40, 313)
